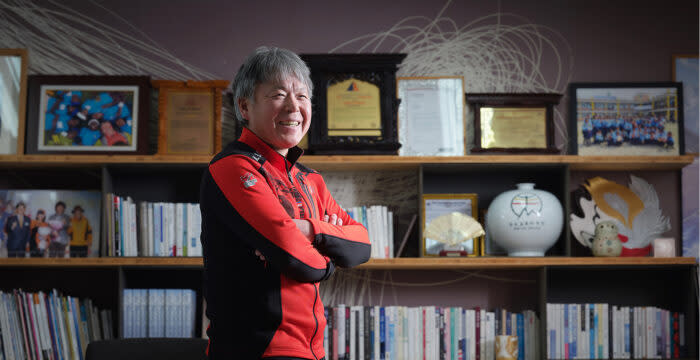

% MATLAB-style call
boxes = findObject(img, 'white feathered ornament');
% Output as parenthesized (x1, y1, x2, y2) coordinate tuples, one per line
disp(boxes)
(570, 175, 670, 256)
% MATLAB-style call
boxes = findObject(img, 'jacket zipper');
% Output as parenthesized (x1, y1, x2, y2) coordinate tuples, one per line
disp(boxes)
(310, 283, 320, 360)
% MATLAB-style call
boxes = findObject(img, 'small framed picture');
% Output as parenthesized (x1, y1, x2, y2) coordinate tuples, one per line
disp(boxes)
(398, 76, 466, 156)
(421, 193, 478, 257)
(568, 82, 684, 156)
(0, 49, 28, 155)
(25, 75, 150, 155)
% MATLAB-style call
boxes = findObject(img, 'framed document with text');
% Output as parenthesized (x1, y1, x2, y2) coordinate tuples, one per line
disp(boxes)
(152, 80, 229, 155)
(398, 76, 466, 156)
(300, 54, 405, 155)
(467, 93, 562, 154)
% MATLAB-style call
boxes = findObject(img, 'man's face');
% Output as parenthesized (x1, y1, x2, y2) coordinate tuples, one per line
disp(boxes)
(16, 205, 25, 215)
(74, 209, 83, 219)
(239, 76, 311, 156)
(56, 205, 65, 214)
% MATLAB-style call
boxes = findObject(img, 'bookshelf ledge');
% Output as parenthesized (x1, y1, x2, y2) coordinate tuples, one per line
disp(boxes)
(0, 256, 694, 268)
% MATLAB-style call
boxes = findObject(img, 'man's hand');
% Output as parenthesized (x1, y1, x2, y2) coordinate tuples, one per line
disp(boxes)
(254, 214, 342, 261)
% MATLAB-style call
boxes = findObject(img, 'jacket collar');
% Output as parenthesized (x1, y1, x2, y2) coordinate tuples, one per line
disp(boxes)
(238, 127, 304, 172)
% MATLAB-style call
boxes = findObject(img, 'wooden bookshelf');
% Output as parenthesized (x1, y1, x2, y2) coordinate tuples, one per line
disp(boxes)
(0, 256, 693, 268)
(0, 154, 694, 171)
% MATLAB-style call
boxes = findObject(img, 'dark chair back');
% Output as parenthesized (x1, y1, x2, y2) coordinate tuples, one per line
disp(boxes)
(85, 338, 208, 360)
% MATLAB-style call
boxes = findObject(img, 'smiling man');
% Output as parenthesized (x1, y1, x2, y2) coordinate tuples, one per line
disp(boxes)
(199, 47, 371, 360)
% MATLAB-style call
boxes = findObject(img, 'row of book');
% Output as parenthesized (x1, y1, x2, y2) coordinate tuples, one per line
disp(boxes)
(0, 289, 113, 360)
(546, 303, 686, 359)
(346, 205, 394, 259)
(322, 305, 539, 360)
(122, 289, 197, 339)
(103, 194, 202, 257)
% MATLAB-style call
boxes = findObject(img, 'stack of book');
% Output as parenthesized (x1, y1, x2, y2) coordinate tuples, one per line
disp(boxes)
(323, 305, 539, 360)
(104, 194, 202, 257)
(546, 303, 686, 359)
(346, 205, 394, 259)
(0, 289, 113, 360)
(122, 288, 197, 338)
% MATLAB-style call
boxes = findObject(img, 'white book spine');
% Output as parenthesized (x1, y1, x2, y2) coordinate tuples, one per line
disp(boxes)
(175, 203, 183, 257)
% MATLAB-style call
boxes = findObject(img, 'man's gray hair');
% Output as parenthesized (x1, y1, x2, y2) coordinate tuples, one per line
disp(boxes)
(232, 46, 313, 126)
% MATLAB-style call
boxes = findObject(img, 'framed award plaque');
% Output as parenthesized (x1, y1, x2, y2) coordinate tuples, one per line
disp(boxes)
(300, 53, 406, 155)
(152, 80, 229, 155)
(466, 93, 562, 154)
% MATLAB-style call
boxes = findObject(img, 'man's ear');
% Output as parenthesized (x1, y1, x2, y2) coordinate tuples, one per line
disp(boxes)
(238, 97, 250, 121)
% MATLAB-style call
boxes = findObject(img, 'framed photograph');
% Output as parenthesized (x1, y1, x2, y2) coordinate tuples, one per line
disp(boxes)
(0, 49, 28, 155)
(0, 190, 102, 258)
(25, 75, 150, 155)
(398, 76, 466, 156)
(568, 82, 684, 156)
(672, 54, 698, 154)
(152, 80, 229, 155)
(467, 93, 562, 154)
(421, 193, 478, 257)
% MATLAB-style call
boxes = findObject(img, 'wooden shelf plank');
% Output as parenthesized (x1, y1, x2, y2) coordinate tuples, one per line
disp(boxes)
(0, 257, 693, 268)
(0, 154, 693, 171)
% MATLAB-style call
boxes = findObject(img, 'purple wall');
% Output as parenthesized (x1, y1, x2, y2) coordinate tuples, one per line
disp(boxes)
(67, 0, 698, 83)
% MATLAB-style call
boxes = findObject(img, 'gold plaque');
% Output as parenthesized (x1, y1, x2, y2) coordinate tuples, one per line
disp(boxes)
(480, 107, 546, 149)
(326, 78, 381, 137)
(152, 80, 229, 155)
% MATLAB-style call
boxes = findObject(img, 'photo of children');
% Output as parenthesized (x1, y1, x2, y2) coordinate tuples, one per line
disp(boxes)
(575, 87, 681, 156)
(38, 85, 138, 151)
(0, 190, 101, 258)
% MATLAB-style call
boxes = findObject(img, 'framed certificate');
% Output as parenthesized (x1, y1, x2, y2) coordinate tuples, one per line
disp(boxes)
(398, 76, 466, 156)
(152, 80, 229, 155)
(300, 54, 405, 155)
(467, 93, 562, 154)
(421, 193, 479, 257)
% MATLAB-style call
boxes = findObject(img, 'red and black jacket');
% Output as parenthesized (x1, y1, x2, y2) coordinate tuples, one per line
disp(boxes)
(200, 128, 371, 359)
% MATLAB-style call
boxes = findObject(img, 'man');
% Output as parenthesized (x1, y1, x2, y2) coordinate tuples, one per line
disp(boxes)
(199, 46, 371, 359)
(4, 201, 31, 257)
(68, 205, 92, 257)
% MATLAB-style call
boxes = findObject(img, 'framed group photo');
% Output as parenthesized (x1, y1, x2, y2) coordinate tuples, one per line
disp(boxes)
(569, 82, 684, 156)
(0, 190, 102, 258)
(25, 75, 150, 155)
(421, 193, 478, 257)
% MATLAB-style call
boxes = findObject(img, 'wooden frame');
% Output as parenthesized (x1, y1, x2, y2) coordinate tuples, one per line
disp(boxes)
(568, 82, 684, 156)
(397, 76, 466, 156)
(0, 49, 28, 155)
(152, 80, 228, 156)
(25, 75, 151, 155)
(421, 193, 479, 257)
(467, 93, 562, 154)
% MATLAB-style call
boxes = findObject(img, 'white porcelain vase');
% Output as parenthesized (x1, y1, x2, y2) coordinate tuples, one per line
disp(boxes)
(486, 183, 563, 256)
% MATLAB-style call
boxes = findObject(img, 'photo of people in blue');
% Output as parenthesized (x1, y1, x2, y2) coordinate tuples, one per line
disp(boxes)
(0, 190, 101, 258)
(41, 87, 135, 149)
(576, 88, 680, 155)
